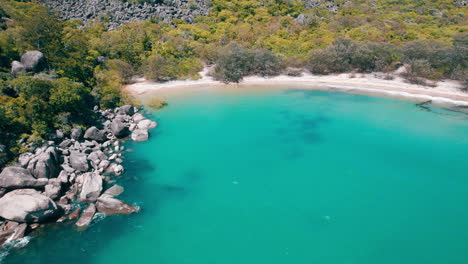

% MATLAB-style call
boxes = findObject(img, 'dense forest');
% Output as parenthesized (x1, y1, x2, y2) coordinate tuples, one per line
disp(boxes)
(0, 0, 467, 166)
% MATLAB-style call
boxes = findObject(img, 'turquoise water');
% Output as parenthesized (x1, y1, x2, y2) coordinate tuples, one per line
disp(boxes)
(4, 88, 468, 264)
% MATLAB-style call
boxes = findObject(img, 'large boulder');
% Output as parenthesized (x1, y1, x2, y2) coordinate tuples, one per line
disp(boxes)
(11, 60, 25, 76)
(27, 146, 61, 179)
(78, 172, 103, 202)
(101, 185, 124, 198)
(44, 179, 62, 200)
(69, 152, 90, 172)
(75, 203, 96, 230)
(131, 129, 149, 142)
(96, 196, 139, 215)
(0, 167, 48, 189)
(0, 189, 60, 223)
(137, 119, 157, 130)
(111, 116, 130, 138)
(83, 127, 107, 142)
(117, 105, 135, 116)
(20, 51, 46, 73)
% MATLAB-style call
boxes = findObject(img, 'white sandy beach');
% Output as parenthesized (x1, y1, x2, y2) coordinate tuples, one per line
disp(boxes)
(125, 68, 468, 107)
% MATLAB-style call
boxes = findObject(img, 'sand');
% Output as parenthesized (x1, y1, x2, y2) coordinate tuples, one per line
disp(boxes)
(125, 68, 468, 108)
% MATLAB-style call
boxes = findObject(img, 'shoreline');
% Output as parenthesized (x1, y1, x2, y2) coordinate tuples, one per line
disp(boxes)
(126, 70, 468, 108)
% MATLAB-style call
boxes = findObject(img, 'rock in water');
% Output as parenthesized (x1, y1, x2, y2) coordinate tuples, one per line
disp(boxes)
(0, 167, 48, 189)
(0, 189, 60, 223)
(20, 51, 46, 73)
(78, 172, 103, 202)
(75, 203, 96, 230)
(84, 127, 107, 142)
(101, 185, 124, 198)
(69, 151, 90, 172)
(137, 119, 157, 130)
(131, 129, 149, 142)
(96, 196, 139, 215)
(111, 116, 130, 138)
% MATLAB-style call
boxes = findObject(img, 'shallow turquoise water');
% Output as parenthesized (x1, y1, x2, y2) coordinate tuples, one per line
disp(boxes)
(4, 88, 468, 264)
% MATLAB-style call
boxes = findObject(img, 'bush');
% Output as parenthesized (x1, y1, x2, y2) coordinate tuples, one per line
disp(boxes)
(213, 44, 283, 83)
(144, 55, 202, 82)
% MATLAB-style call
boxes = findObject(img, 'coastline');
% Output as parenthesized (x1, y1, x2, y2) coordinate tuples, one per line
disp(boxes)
(125, 69, 468, 108)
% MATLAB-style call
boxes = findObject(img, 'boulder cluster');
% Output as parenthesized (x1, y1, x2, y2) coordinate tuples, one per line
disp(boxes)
(11, 51, 47, 77)
(40, 0, 209, 30)
(0, 105, 157, 247)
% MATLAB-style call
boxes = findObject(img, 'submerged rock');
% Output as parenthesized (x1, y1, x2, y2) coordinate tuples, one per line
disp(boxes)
(96, 196, 139, 215)
(0, 167, 48, 190)
(0, 189, 60, 223)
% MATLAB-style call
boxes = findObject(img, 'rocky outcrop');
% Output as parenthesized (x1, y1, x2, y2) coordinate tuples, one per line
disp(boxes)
(0, 189, 60, 223)
(0, 167, 48, 190)
(40, 0, 210, 30)
(11, 51, 46, 76)
(0, 105, 156, 247)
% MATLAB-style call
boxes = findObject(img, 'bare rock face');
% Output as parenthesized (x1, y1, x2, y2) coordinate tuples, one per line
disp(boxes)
(0, 189, 60, 223)
(78, 172, 103, 202)
(75, 203, 96, 230)
(96, 196, 139, 215)
(0, 167, 48, 190)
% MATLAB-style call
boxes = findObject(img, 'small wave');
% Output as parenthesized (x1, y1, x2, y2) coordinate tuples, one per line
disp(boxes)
(0, 236, 32, 263)
(92, 212, 107, 224)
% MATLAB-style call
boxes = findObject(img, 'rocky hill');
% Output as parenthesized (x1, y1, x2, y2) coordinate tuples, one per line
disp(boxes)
(40, 0, 209, 30)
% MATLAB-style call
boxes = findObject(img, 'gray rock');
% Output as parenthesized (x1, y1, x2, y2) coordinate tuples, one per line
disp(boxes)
(0, 221, 20, 246)
(132, 113, 146, 123)
(117, 105, 135, 116)
(137, 119, 157, 130)
(0, 167, 48, 189)
(69, 152, 89, 172)
(131, 129, 149, 142)
(44, 179, 62, 200)
(20, 51, 46, 73)
(111, 116, 130, 138)
(101, 185, 124, 198)
(11, 60, 25, 76)
(75, 203, 96, 230)
(0, 189, 60, 223)
(59, 139, 73, 149)
(27, 146, 61, 179)
(84, 126, 106, 142)
(78, 172, 103, 202)
(70, 127, 83, 140)
(18, 152, 34, 168)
